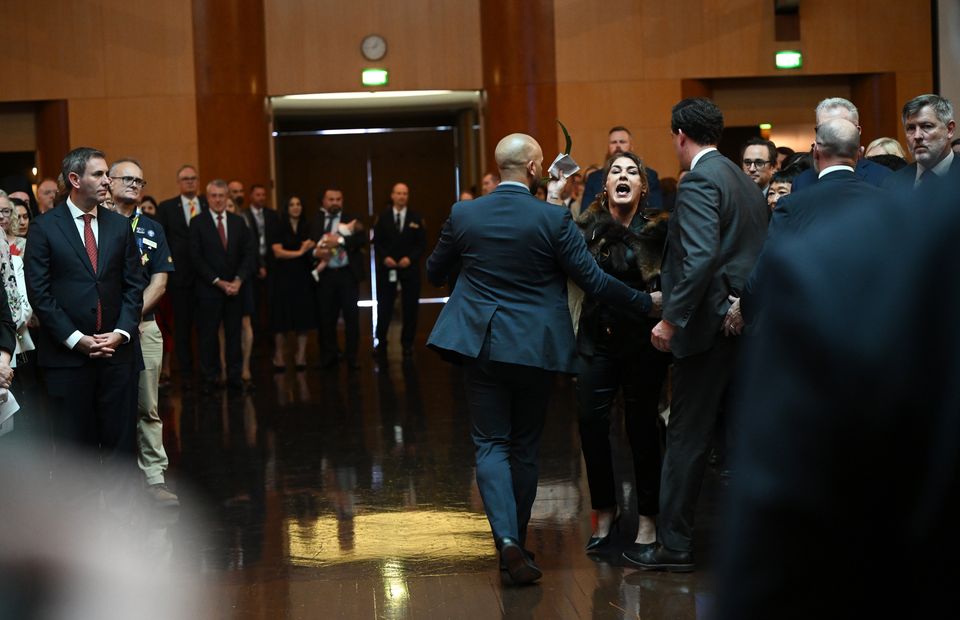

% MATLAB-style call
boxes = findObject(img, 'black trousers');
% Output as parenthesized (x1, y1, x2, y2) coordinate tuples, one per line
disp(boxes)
(577, 338, 669, 514)
(317, 267, 360, 364)
(376, 269, 420, 349)
(169, 284, 196, 379)
(659, 335, 739, 552)
(196, 294, 243, 385)
(45, 360, 138, 484)
(463, 342, 554, 547)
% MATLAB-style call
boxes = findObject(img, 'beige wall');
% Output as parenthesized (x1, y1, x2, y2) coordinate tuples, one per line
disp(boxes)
(554, 0, 933, 178)
(264, 0, 483, 95)
(0, 0, 198, 198)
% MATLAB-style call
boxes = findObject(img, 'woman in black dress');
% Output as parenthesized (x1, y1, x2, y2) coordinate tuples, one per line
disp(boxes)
(269, 196, 316, 369)
(574, 152, 670, 558)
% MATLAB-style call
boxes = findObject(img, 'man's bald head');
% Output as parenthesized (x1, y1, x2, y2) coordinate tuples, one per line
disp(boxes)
(494, 134, 543, 192)
(495, 134, 542, 172)
(813, 118, 860, 171)
(816, 118, 860, 159)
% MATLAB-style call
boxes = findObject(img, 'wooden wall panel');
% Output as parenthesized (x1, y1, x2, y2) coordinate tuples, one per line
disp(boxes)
(193, 0, 270, 190)
(35, 101, 70, 180)
(554, 0, 933, 177)
(264, 0, 483, 95)
(69, 96, 199, 199)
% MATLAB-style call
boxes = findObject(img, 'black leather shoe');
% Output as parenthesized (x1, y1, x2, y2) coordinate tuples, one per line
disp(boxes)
(499, 538, 542, 584)
(622, 544, 694, 573)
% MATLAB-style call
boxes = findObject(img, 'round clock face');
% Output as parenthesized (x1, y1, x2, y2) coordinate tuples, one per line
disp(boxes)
(361, 34, 387, 61)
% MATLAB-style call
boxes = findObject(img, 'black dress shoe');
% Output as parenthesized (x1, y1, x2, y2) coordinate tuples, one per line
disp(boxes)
(499, 538, 542, 584)
(622, 544, 694, 573)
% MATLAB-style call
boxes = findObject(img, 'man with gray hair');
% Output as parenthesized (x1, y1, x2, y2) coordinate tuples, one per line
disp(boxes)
(884, 94, 958, 191)
(791, 97, 892, 192)
(189, 179, 256, 393)
(738, 118, 883, 326)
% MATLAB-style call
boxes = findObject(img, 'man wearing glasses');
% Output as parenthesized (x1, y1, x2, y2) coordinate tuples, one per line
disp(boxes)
(156, 165, 207, 390)
(108, 159, 179, 509)
(740, 138, 779, 197)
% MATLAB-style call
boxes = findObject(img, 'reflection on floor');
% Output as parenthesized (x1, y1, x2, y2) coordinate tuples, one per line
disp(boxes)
(164, 309, 725, 619)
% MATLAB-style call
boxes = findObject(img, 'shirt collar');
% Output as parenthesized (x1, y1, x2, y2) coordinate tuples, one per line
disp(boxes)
(690, 147, 717, 171)
(181, 195, 197, 206)
(67, 197, 97, 219)
(498, 181, 529, 189)
(211, 208, 226, 220)
(917, 150, 955, 180)
(818, 164, 856, 179)
(393, 206, 407, 214)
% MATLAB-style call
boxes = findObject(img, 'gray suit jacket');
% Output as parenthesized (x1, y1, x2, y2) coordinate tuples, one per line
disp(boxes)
(661, 150, 768, 358)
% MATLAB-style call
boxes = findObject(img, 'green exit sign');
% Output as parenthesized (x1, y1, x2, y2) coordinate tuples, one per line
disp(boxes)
(775, 50, 803, 69)
(362, 68, 389, 87)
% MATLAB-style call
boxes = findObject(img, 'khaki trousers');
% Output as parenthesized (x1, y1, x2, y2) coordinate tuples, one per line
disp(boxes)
(138, 320, 168, 485)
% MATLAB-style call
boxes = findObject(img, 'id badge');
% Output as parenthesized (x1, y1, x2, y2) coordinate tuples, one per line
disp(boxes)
(389, 269, 397, 283)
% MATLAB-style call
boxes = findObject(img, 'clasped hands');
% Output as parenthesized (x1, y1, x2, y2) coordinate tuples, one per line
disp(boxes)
(216, 278, 243, 296)
(383, 256, 411, 269)
(76, 332, 125, 359)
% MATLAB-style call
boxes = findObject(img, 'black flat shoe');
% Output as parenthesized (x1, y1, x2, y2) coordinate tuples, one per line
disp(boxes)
(585, 510, 621, 553)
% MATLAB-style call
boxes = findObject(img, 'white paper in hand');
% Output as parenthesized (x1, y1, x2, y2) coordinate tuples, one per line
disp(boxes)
(548, 153, 580, 179)
(0, 390, 20, 436)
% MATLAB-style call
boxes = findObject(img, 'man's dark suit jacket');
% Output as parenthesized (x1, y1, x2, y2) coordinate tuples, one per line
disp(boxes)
(660, 150, 768, 358)
(791, 157, 891, 192)
(372, 207, 426, 272)
(426, 184, 651, 374)
(308, 211, 367, 281)
(24, 202, 143, 367)
(241, 206, 280, 272)
(881, 154, 960, 193)
(582, 165, 663, 211)
(156, 194, 208, 288)
(742, 169, 882, 323)
(715, 180, 960, 619)
(189, 210, 257, 299)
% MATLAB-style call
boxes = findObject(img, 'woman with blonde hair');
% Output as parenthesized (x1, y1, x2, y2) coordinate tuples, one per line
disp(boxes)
(865, 137, 906, 158)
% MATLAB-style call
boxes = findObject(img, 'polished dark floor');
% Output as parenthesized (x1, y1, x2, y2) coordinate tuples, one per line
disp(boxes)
(163, 306, 724, 619)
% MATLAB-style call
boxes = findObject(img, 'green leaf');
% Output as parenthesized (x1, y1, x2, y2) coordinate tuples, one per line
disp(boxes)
(558, 120, 572, 155)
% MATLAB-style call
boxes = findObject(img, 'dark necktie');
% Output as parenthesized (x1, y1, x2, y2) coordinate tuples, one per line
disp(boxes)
(81, 214, 102, 330)
(325, 213, 335, 233)
(918, 168, 936, 185)
(217, 213, 227, 249)
(395, 211, 401, 230)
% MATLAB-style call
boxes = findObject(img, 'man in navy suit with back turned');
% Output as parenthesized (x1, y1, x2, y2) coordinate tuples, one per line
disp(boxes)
(426, 133, 659, 584)
(790, 98, 892, 193)
(25, 147, 143, 484)
(189, 179, 256, 393)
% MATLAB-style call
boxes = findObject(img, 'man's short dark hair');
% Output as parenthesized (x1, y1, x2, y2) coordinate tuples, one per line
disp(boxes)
(320, 187, 342, 200)
(776, 146, 795, 158)
(740, 138, 777, 165)
(62, 147, 106, 184)
(780, 152, 813, 174)
(608, 125, 632, 136)
(671, 98, 724, 146)
(250, 183, 266, 193)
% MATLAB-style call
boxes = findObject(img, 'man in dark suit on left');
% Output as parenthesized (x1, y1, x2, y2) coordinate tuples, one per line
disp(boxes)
(373, 182, 426, 359)
(25, 147, 143, 475)
(190, 179, 256, 392)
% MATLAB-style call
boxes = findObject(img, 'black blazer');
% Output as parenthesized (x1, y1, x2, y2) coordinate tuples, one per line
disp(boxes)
(373, 207, 426, 273)
(791, 156, 892, 192)
(715, 182, 960, 619)
(660, 150, 768, 358)
(156, 194, 208, 288)
(241, 206, 280, 271)
(881, 155, 960, 194)
(24, 202, 144, 367)
(0, 286, 17, 356)
(307, 210, 367, 281)
(742, 170, 882, 323)
(189, 210, 257, 299)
